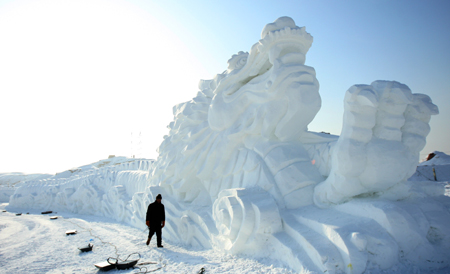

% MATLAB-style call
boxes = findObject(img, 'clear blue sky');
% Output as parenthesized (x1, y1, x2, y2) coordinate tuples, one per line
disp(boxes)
(0, 0, 449, 173)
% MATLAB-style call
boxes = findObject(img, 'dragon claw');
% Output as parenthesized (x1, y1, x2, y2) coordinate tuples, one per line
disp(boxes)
(314, 80, 438, 206)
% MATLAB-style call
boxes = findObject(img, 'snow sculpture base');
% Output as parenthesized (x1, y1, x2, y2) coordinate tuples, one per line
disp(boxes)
(8, 17, 450, 274)
(270, 195, 450, 273)
(213, 187, 282, 253)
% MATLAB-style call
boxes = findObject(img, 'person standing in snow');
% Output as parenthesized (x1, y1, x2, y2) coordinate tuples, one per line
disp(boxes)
(146, 194, 165, 247)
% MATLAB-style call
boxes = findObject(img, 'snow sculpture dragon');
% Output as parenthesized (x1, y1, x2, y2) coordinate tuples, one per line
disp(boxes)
(149, 16, 438, 209)
(145, 17, 448, 273)
(9, 16, 447, 274)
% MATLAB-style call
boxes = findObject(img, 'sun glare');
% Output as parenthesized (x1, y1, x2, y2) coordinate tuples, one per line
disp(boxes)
(0, 0, 209, 173)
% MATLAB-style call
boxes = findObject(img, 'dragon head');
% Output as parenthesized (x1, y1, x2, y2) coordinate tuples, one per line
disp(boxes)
(207, 17, 321, 142)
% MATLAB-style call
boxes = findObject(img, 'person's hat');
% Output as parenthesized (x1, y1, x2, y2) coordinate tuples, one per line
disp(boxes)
(156, 194, 162, 199)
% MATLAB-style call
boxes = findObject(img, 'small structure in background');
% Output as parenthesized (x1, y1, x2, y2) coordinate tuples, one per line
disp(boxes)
(426, 152, 436, 161)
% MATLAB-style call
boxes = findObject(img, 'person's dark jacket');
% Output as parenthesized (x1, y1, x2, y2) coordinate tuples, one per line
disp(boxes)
(146, 201, 165, 227)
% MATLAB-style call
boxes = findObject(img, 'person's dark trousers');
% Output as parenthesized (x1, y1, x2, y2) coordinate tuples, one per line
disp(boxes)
(148, 225, 162, 246)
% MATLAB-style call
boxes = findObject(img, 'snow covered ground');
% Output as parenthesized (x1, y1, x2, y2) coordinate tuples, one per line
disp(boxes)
(0, 204, 296, 274)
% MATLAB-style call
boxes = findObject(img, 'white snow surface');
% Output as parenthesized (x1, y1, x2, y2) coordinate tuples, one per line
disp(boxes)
(0, 204, 295, 274)
(3, 17, 450, 273)
(0, 156, 146, 203)
(0, 172, 52, 202)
